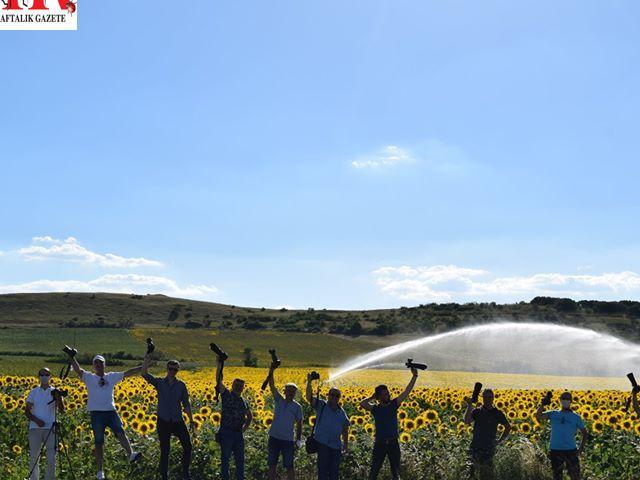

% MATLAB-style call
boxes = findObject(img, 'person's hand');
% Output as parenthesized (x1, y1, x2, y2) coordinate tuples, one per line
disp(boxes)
(463, 396, 472, 406)
(307, 372, 313, 380)
(633, 385, 640, 395)
(411, 367, 418, 377)
(35, 419, 45, 428)
(295, 439, 303, 450)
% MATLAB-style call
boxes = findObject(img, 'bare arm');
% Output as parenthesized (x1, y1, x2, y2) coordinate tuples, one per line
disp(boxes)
(268, 368, 283, 401)
(463, 397, 474, 425)
(305, 374, 317, 408)
(395, 368, 418, 405)
(497, 422, 511, 444)
(69, 356, 83, 379)
(216, 357, 228, 394)
(632, 390, 640, 416)
(359, 394, 375, 412)
(341, 425, 349, 453)
(295, 418, 302, 442)
(25, 402, 44, 427)
(183, 386, 194, 425)
(577, 427, 588, 453)
(123, 365, 144, 379)
(244, 408, 253, 432)
(56, 395, 65, 414)
(535, 404, 549, 423)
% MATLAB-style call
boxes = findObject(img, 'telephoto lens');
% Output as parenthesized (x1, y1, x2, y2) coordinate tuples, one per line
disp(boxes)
(269, 349, 281, 367)
(405, 358, 428, 370)
(52, 388, 68, 398)
(310, 371, 320, 381)
(210, 343, 229, 361)
(471, 382, 483, 404)
(62, 345, 77, 357)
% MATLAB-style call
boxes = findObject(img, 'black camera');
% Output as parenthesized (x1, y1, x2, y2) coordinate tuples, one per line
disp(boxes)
(146, 337, 155, 355)
(62, 345, 77, 357)
(210, 343, 228, 361)
(269, 349, 281, 368)
(541, 391, 553, 406)
(51, 388, 68, 398)
(471, 382, 483, 404)
(309, 371, 320, 381)
(405, 358, 428, 371)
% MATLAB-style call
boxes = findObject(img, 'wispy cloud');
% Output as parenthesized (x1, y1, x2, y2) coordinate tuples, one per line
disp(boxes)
(351, 145, 414, 169)
(18, 236, 162, 268)
(350, 140, 469, 172)
(372, 264, 640, 302)
(0, 274, 218, 299)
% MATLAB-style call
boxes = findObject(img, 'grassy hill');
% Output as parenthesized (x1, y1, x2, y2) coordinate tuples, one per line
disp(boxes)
(1, 292, 640, 376)
(1, 292, 640, 339)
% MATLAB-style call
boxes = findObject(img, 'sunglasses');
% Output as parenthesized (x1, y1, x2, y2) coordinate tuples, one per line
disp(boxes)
(99, 378, 107, 387)
(168, 367, 179, 372)
(329, 393, 341, 398)
(39, 372, 51, 377)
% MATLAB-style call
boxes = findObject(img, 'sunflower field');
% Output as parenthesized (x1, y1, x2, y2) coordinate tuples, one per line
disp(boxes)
(1, 368, 640, 479)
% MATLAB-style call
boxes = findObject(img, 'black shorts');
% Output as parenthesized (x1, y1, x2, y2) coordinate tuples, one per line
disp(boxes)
(550, 449, 580, 477)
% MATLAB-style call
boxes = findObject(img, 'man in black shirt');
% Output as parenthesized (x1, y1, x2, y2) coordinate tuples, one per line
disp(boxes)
(464, 388, 510, 480)
(216, 355, 253, 480)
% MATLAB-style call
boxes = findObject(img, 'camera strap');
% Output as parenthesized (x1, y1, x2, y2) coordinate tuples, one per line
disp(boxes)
(60, 362, 71, 381)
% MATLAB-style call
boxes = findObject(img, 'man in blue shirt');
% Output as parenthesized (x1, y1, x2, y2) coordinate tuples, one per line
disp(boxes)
(266, 365, 303, 480)
(536, 391, 588, 480)
(359, 367, 419, 480)
(305, 373, 350, 480)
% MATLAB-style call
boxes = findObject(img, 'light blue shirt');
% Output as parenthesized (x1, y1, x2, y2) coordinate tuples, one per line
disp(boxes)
(314, 399, 350, 450)
(546, 410, 585, 450)
(269, 396, 303, 442)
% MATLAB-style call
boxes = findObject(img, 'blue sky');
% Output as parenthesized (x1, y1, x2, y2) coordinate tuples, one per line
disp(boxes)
(1, 1, 640, 308)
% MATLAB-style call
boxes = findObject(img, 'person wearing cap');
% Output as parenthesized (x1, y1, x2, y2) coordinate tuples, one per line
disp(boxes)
(67, 352, 144, 480)
(266, 365, 303, 480)
(25, 367, 65, 480)
(142, 356, 194, 480)
(536, 391, 588, 480)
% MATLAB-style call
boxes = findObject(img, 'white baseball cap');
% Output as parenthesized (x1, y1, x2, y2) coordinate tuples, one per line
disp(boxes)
(93, 355, 106, 364)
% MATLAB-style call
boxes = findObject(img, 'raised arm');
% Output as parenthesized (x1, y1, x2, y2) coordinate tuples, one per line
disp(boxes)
(463, 397, 474, 425)
(341, 424, 349, 453)
(305, 373, 317, 408)
(123, 364, 144, 379)
(632, 389, 640, 416)
(69, 355, 84, 379)
(216, 357, 228, 394)
(268, 367, 283, 401)
(395, 368, 418, 405)
(359, 394, 376, 412)
(535, 404, 549, 423)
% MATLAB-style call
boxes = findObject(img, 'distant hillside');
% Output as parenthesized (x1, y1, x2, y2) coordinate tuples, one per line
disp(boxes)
(1, 293, 640, 342)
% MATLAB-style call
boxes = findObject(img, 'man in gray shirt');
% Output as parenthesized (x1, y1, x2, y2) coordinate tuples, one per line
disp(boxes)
(142, 357, 194, 480)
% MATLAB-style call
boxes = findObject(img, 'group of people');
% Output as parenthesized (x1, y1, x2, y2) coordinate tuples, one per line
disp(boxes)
(25, 349, 639, 480)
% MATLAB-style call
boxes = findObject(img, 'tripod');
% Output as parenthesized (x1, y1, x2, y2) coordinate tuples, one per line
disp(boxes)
(27, 396, 75, 480)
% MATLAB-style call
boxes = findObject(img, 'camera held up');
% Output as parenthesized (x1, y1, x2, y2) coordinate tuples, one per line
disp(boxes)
(210, 343, 229, 361)
(146, 337, 155, 355)
(405, 358, 428, 371)
(541, 391, 553, 406)
(309, 371, 320, 381)
(471, 382, 483, 404)
(62, 345, 77, 357)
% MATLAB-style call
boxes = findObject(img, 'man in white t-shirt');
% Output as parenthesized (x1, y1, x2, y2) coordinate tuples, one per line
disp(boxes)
(25, 367, 65, 480)
(67, 352, 144, 480)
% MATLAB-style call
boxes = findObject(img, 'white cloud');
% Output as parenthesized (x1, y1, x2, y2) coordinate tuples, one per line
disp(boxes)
(0, 274, 218, 299)
(351, 140, 469, 172)
(18, 236, 162, 268)
(351, 145, 414, 169)
(372, 264, 640, 302)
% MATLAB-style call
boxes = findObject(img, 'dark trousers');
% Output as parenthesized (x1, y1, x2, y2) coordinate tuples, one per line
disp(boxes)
(369, 438, 400, 480)
(157, 418, 192, 480)
(219, 428, 245, 480)
(550, 450, 581, 480)
(317, 443, 342, 480)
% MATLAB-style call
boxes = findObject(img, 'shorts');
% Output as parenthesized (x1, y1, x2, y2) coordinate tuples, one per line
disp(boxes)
(90, 410, 124, 446)
(549, 449, 580, 478)
(268, 436, 295, 469)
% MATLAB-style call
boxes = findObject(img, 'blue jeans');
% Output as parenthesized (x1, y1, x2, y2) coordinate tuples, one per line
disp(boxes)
(219, 428, 245, 480)
(317, 443, 342, 480)
(89, 410, 124, 446)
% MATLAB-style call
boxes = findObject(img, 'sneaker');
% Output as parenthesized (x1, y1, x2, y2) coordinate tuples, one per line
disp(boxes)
(129, 451, 142, 463)
(96, 471, 105, 480)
